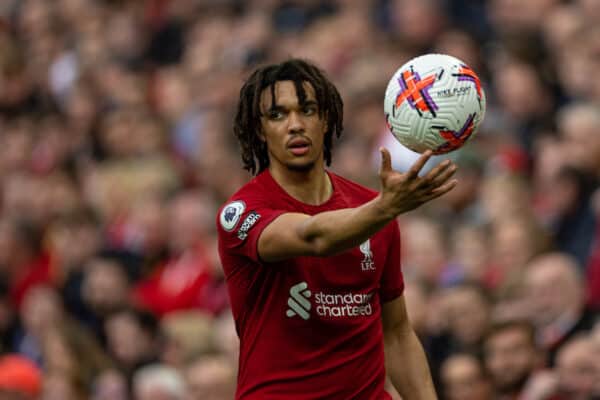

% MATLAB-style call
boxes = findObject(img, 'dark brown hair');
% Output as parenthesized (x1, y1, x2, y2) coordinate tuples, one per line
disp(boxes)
(483, 320, 537, 349)
(234, 59, 344, 175)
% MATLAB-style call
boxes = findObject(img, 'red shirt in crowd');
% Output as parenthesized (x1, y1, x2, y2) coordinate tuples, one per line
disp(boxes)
(586, 222, 600, 309)
(217, 170, 403, 400)
(133, 243, 227, 316)
(9, 252, 53, 309)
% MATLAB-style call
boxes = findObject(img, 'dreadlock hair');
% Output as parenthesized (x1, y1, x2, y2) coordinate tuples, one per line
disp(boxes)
(234, 59, 344, 175)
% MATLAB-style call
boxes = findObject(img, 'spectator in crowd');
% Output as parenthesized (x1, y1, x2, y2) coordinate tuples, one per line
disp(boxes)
(539, 165, 597, 268)
(430, 149, 486, 227)
(444, 283, 492, 352)
(184, 353, 237, 400)
(400, 215, 450, 288)
(41, 318, 113, 398)
(553, 334, 600, 400)
(43, 371, 85, 400)
(104, 307, 161, 382)
(433, 282, 490, 354)
(523, 252, 599, 364)
(446, 223, 492, 285)
(440, 352, 493, 400)
(0, 218, 52, 309)
(428, 282, 492, 389)
(479, 174, 531, 226)
(46, 208, 103, 288)
(133, 190, 227, 316)
(90, 369, 128, 400)
(210, 310, 239, 365)
(133, 364, 186, 400)
(482, 320, 543, 399)
(14, 285, 64, 366)
(559, 103, 600, 309)
(489, 213, 550, 306)
(76, 252, 133, 340)
(160, 310, 215, 369)
(559, 103, 600, 177)
(114, 194, 169, 274)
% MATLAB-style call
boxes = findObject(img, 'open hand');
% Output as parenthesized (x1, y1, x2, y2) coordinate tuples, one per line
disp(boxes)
(377, 147, 457, 216)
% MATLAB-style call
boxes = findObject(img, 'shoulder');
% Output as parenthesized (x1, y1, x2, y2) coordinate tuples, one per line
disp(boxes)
(329, 171, 379, 202)
(215, 172, 275, 234)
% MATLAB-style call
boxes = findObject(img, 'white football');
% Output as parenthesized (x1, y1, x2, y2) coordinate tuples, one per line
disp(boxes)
(384, 53, 486, 154)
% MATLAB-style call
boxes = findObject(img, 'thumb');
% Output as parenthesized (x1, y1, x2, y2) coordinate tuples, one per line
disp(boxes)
(379, 147, 392, 175)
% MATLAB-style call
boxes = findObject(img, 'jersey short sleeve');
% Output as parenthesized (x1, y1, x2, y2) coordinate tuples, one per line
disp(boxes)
(379, 220, 404, 302)
(217, 198, 286, 263)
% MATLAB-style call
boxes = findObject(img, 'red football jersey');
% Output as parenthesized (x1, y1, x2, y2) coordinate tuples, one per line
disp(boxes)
(217, 170, 403, 400)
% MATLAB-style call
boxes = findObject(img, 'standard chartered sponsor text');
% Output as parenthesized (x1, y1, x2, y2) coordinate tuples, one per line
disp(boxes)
(314, 292, 373, 317)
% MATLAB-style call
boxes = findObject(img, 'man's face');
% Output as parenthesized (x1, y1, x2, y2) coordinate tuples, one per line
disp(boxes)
(484, 327, 538, 393)
(185, 357, 236, 400)
(441, 355, 491, 400)
(560, 108, 600, 174)
(105, 313, 153, 366)
(259, 80, 327, 172)
(556, 339, 599, 400)
(525, 261, 579, 326)
(82, 259, 128, 315)
(446, 287, 489, 345)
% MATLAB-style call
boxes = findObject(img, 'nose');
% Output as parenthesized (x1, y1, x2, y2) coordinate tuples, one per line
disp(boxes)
(287, 111, 305, 133)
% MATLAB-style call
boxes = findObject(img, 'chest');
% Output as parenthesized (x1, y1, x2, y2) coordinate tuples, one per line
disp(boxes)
(282, 235, 388, 290)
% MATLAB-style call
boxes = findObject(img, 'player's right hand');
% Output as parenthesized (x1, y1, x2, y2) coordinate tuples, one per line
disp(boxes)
(377, 147, 457, 217)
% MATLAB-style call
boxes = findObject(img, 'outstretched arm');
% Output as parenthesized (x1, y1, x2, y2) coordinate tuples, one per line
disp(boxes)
(258, 148, 457, 262)
(382, 296, 437, 400)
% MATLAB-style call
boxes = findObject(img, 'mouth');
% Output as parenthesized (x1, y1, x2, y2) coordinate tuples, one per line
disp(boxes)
(287, 138, 311, 156)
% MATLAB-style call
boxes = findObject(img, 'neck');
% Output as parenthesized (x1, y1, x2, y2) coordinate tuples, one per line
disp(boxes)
(269, 162, 332, 206)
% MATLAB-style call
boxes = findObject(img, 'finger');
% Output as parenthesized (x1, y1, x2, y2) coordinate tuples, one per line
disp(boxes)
(426, 159, 453, 180)
(406, 150, 432, 180)
(414, 159, 453, 189)
(423, 179, 458, 201)
(427, 163, 458, 188)
(379, 147, 392, 175)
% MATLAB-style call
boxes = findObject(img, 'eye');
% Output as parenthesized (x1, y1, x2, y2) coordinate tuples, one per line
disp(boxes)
(267, 109, 284, 120)
(303, 106, 317, 116)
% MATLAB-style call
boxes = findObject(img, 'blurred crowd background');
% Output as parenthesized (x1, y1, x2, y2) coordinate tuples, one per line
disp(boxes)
(0, 0, 599, 399)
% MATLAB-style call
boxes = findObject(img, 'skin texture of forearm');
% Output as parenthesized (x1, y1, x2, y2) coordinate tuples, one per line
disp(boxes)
(297, 194, 395, 256)
(294, 149, 457, 258)
(384, 326, 438, 400)
(259, 149, 457, 263)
